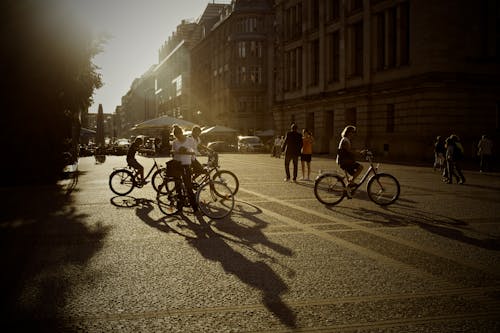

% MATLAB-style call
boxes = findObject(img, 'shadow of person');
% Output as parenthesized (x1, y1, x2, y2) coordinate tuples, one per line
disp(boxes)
(188, 232, 297, 328)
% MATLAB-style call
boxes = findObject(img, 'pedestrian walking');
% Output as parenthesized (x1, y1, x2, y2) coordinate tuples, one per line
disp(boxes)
(281, 123, 302, 182)
(444, 134, 466, 184)
(477, 134, 493, 172)
(433, 136, 446, 171)
(300, 129, 314, 181)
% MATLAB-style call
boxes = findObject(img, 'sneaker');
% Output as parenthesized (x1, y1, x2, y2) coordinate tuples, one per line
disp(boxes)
(284, 178, 290, 182)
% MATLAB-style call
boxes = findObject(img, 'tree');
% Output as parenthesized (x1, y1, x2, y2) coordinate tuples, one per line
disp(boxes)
(0, 0, 104, 185)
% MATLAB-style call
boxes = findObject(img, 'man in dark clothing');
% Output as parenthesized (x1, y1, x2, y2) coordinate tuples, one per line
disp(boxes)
(281, 123, 303, 182)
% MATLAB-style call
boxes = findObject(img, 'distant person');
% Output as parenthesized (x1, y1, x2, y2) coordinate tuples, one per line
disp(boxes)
(272, 136, 282, 158)
(127, 137, 145, 184)
(281, 123, 302, 182)
(433, 136, 446, 171)
(477, 134, 493, 172)
(300, 129, 314, 181)
(444, 134, 465, 184)
(336, 125, 364, 186)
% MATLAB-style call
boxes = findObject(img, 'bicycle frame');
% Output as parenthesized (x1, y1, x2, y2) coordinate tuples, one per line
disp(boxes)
(340, 154, 379, 187)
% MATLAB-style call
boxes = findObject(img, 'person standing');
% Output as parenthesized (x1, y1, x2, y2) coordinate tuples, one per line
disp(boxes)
(477, 134, 493, 172)
(300, 129, 314, 181)
(445, 134, 466, 184)
(281, 123, 302, 182)
(171, 125, 199, 212)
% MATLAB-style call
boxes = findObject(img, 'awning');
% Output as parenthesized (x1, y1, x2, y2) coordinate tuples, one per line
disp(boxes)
(132, 115, 196, 131)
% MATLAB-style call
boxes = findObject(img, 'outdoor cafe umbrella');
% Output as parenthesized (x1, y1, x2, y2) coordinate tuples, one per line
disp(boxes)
(131, 115, 196, 131)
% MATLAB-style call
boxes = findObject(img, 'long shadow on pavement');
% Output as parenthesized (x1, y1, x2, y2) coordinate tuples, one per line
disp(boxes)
(132, 197, 298, 329)
(0, 184, 110, 331)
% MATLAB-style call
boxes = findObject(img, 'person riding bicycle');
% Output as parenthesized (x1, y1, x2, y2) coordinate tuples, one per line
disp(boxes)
(127, 137, 146, 185)
(172, 124, 199, 212)
(336, 125, 364, 187)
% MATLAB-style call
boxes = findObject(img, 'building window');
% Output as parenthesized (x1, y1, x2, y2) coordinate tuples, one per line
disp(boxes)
(249, 66, 262, 84)
(386, 104, 395, 133)
(310, 39, 320, 86)
(326, 0, 340, 22)
(375, 2, 410, 70)
(238, 66, 247, 84)
(250, 41, 262, 58)
(345, 108, 357, 126)
(328, 31, 340, 83)
(311, 0, 320, 30)
(238, 41, 246, 58)
(285, 47, 303, 91)
(285, 2, 303, 40)
(350, 21, 364, 76)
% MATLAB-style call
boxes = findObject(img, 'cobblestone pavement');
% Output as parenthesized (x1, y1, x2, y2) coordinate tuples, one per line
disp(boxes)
(1, 153, 500, 332)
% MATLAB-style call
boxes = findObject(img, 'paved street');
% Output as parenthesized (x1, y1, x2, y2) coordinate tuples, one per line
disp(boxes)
(2, 153, 500, 332)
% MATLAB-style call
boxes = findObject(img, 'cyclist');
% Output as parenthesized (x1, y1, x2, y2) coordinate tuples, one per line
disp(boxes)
(127, 137, 146, 185)
(172, 125, 199, 212)
(336, 125, 364, 188)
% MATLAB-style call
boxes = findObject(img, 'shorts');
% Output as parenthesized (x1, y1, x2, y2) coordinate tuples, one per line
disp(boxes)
(301, 154, 312, 162)
(341, 162, 361, 176)
(127, 158, 143, 171)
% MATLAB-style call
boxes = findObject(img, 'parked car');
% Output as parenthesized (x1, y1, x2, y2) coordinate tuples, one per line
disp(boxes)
(112, 138, 130, 155)
(207, 141, 237, 153)
(237, 136, 265, 153)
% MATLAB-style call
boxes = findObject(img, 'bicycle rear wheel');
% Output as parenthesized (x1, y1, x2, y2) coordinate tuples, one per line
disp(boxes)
(212, 170, 239, 195)
(314, 174, 345, 205)
(109, 169, 135, 196)
(367, 173, 400, 206)
(197, 180, 234, 219)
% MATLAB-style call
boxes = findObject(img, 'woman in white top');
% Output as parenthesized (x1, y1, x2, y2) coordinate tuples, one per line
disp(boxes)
(171, 125, 198, 212)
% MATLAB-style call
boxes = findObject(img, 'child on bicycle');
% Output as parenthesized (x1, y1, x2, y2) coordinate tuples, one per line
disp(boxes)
(127, 137, 146, 185)
(336, 125, 364, 186)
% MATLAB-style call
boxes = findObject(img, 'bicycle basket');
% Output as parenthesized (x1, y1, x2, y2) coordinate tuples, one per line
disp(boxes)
(165, 159, 183, 177)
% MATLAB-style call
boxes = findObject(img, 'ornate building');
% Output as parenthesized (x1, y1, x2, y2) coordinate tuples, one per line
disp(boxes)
(191, 0, 275, 134)
(273, 0, 500, 161)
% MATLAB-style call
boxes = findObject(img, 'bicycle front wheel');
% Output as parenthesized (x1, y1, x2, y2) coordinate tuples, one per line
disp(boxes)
(314, 174, 345, 205)
(152, 168, 169, 194)
(109, 169, 135, 196)
(197, 180, 234, 219)
(212, 170, 239, 195)
(367, 173, 400, 206)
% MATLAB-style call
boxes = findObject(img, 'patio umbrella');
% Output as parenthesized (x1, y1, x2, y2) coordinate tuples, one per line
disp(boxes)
(132, 115, 196, 131)
(201, 125, 239, 135)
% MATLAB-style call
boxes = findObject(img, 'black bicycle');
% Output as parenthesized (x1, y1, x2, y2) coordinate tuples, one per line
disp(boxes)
(157, 159, 235, 219)
(314, 150, 400, 206)
(109, 158, 165, 196)
(153, 150, 239, 196)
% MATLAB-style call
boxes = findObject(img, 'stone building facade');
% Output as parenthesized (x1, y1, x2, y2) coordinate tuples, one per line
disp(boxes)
(273, 0, 500, 161)
(191, 0, 275, 134)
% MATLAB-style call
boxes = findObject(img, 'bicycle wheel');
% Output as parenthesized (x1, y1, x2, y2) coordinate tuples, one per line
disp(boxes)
(109, 169, 135, 196)
(197, 180, 234, 219)
(157, 180, 180, 216)
(212, 170, 239, 195)
(314, 174, 345, 205)
(152, 168, 169, 194)
(367, 173, 400, 206)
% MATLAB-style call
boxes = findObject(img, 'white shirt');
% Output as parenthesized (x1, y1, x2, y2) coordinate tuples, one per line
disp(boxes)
(172, 137, 196, 165)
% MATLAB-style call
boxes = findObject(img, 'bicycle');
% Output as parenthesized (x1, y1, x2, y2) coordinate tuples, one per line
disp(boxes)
(153, 150, 239, 196)
(156, 159, 235, 219)
(109, 157, 165, 196)
(314, 150, 400, 206)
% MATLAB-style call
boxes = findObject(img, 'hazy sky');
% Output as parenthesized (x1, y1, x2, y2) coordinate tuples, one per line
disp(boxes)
(72, 0, 223, 114)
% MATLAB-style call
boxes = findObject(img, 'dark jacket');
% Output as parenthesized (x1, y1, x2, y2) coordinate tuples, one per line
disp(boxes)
(282, 130, 302, 156)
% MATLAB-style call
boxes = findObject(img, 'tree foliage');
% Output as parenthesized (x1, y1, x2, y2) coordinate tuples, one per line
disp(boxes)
(1, 0, 104, 185)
